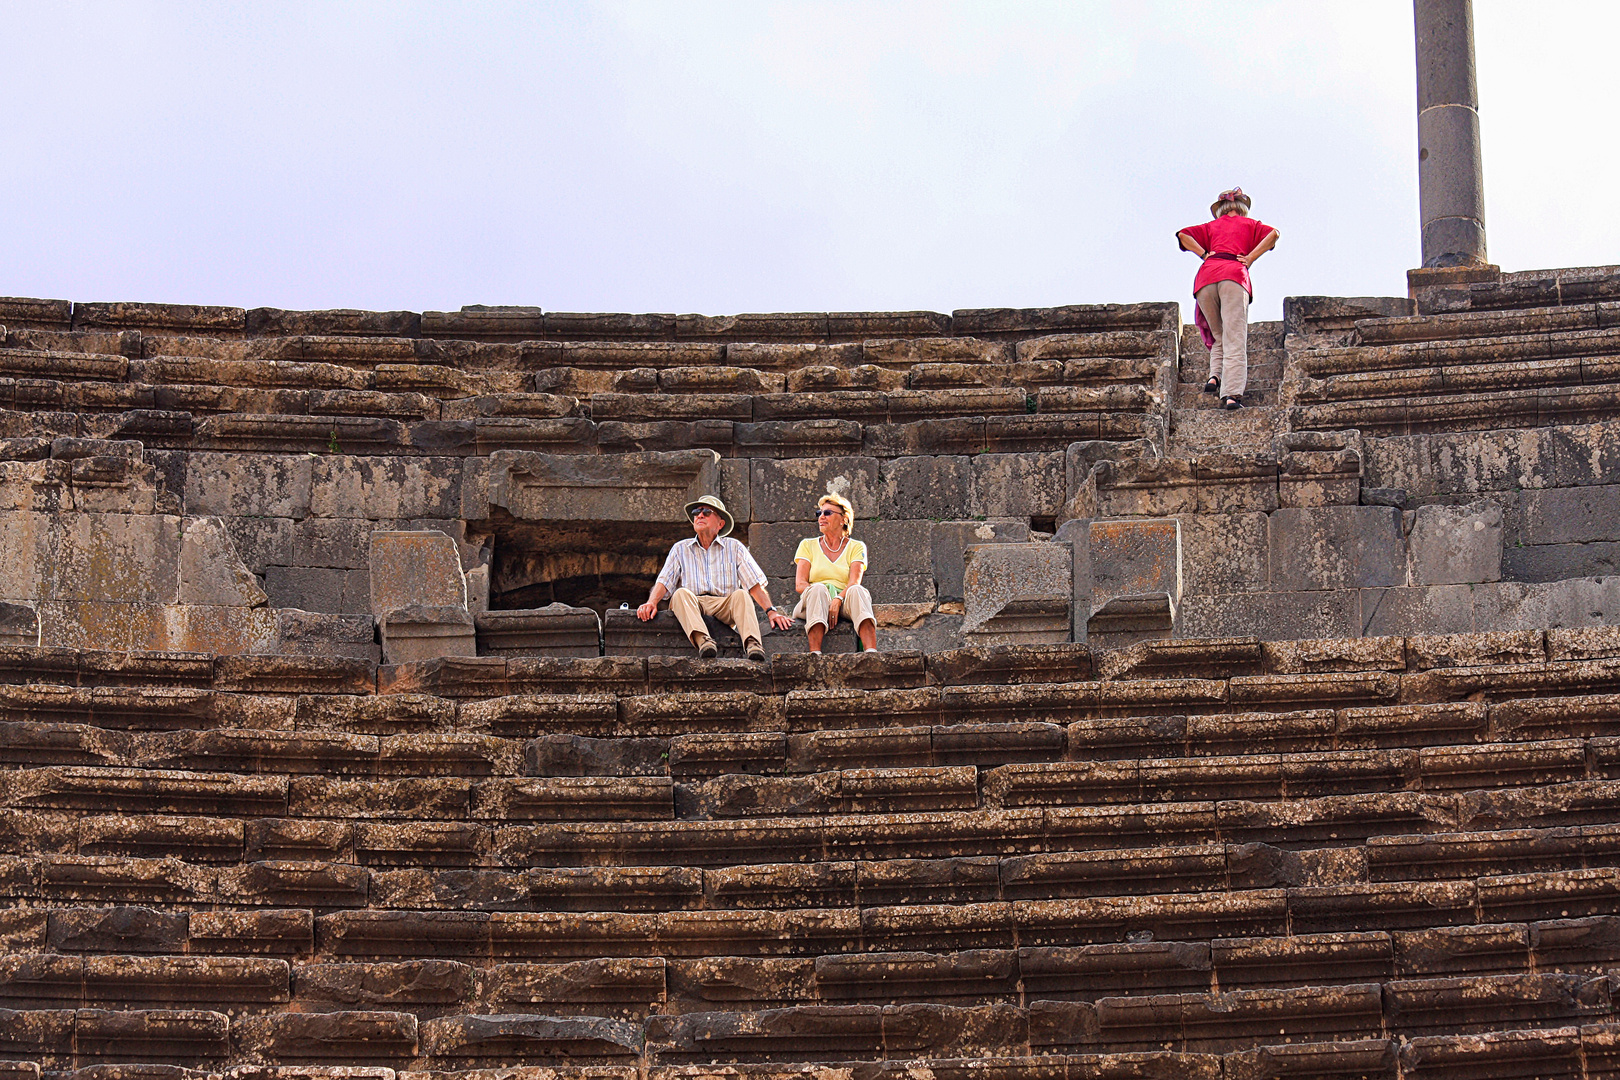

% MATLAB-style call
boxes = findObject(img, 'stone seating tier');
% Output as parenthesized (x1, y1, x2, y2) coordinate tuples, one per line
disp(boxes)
(13, 274, 1620, 1076)
(4, 633, 1620, 1072)
(0, 298, 1181, 341)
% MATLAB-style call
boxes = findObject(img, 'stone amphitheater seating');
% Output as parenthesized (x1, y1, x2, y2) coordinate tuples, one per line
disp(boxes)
(5, 267, 1620, 1076)
(6, 633, 1620, 1076)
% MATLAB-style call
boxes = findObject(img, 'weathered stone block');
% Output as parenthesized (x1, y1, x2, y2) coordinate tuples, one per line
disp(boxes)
(0, 602, 38, 646)
(50, 513, 184, 603)
(370, 531, 467, 617)
(221, 516, 295, 576)
(719, 458, 751, 524)
(288, 516, 374, 570)
(1408, 499, 1502, 585)
(1534, 576, 1620, 628)
(1086, 594, 1176, 647)
(879, 456, 971, 520)
(1522, 484, 1620, 545)
(490, 449, 722, 524)
(381, 606, 478, 665)
(863, 575, 936, 605)
(1504, 540, 1620, 583)
(1177, 512, 1268, 595)
(932, 519, 1031, 602)
(1268, 506, 1405, 591)
(972, 452, 1066, 519)
(1089, 518, 1181, 615)
(1360, 585, 1477, 637)
(161, 604, 280, 655)
(476, 605, 601, 658)
(752, 456, 879, 522)
(277, 610, 379, 661)
(0, 510, 57, 598)
(962, 542, 1072, 643)
(310, 457, 460, 522)
(1546, 420, 1620, 487)
(264, 566, 370, 614)
(179, 517, 268, 606)
(1363, 428, 1554, 499)
(183, 452, 313, 519)
(1177, 590, 1360, 642)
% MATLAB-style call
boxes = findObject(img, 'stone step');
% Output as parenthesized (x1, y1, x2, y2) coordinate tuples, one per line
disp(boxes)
(1356, 299, 1620, 346)
(1290, 355, 1620, 410)
(1168, 404, 1286, 452)
(1289, 383, 1620, 437)
(7, 644, 1620, 744)
(1412, 265, 1620, 317)
(0, 399, 1162, 458)
(0, 298, 1181, 345)
(1173, 384, 1275, 412)
(2, 692, 1578, 779)
(0, 1012, 1607, 1072)
(1296, 325, 1620, 378)
(13, 770, 1620, 905)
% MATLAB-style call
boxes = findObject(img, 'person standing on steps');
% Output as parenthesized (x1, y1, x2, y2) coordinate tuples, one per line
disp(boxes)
(638, 495, 793, 661)
(1176, 187, 1280, 411)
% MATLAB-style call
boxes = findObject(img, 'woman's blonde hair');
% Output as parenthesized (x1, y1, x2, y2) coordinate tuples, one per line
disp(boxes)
(818, 493, 854, 537)
(1210, 187, 1252, 218)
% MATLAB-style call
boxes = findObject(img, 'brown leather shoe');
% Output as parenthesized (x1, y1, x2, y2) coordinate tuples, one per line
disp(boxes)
(693, 633, 718, 659)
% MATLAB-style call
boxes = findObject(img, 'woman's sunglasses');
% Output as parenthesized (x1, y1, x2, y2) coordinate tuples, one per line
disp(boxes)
(817, 508, 842, 517)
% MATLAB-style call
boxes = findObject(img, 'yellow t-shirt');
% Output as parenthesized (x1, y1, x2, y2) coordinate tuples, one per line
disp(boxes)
(793, 537, 869, 596)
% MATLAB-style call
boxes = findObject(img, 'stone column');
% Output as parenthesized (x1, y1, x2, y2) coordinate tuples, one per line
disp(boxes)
(1415, 0, 1488, 267)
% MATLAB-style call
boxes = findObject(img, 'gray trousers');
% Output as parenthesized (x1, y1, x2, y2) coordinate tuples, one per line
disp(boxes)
(1197, 279, 1250, 397)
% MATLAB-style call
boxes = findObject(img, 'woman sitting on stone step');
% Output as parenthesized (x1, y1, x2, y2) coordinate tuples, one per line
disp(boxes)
(790, 493, 878, 653)
(1177, 187, 1280, 411)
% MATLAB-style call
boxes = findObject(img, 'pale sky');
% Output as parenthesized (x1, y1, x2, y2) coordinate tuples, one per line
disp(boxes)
(2, 2, 1612, 323)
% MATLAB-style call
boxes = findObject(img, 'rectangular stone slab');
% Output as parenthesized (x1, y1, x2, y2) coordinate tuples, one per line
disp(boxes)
(369, 532, 467, 617)
(489, 449, 722, 524)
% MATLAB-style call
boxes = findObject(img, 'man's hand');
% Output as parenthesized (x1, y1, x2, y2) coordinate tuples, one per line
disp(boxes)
(768, 609, 794, 631)
(636, 601, 658, 621)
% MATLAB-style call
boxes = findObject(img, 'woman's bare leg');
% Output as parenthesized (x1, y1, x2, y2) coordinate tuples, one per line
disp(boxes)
(857, 619, 877, 650)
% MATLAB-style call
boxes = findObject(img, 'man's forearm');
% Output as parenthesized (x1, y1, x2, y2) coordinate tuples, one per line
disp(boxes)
(749, 583, 774, 611)
(647, 582, 669, 606)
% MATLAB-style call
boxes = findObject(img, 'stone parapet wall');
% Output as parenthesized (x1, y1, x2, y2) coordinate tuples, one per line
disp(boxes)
(6, 267, 1620, 655)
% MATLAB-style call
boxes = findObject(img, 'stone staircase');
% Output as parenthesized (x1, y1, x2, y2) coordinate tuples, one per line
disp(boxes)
(5, 630, 1620, 1075)
(1282, 267, 1620, 435)
(1169, 321, 1288, 455)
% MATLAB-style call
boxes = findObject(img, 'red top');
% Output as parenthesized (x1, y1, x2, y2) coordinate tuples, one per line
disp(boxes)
(1178, 214, 1276, 296)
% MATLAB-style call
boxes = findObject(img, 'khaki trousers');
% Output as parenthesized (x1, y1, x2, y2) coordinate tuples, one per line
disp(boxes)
(1196, 279, 1250, 398)
(668, 588, 762, 647)
(792, 582, 875, 633)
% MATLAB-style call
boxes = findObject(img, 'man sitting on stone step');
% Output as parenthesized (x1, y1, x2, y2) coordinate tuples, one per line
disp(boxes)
(636, 495, 794, 661)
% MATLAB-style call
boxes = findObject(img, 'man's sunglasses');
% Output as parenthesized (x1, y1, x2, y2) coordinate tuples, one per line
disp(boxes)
(692, 508, 718, 518)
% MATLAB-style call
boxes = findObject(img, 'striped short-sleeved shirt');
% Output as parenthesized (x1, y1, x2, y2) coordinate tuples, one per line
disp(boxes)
(656, 536, 768, 597)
